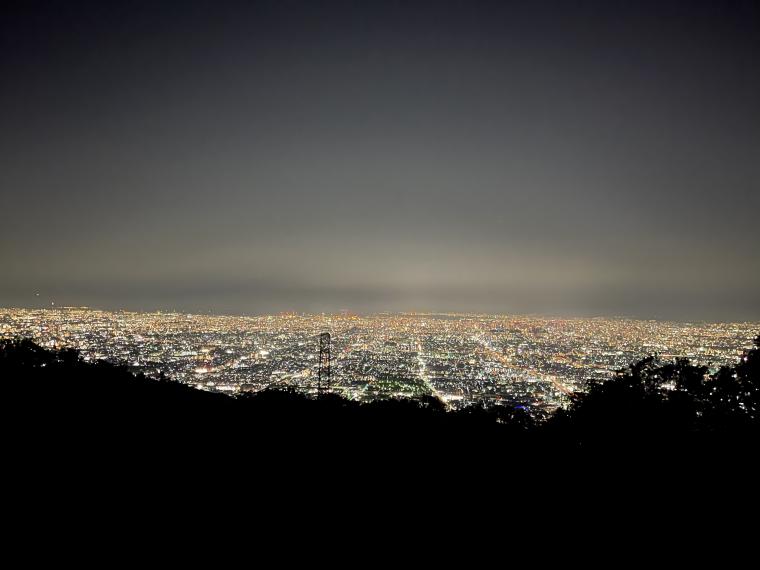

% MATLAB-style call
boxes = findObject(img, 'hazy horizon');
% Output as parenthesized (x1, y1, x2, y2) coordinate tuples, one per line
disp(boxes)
(2, 1, 759, 321)
(3, 304, 760, 326)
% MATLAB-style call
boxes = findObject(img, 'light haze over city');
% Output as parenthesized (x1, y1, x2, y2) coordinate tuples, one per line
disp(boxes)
(2, 1, 759, 321)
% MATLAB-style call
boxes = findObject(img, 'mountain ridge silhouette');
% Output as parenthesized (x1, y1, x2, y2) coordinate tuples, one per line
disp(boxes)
(3, 335, 757, 459)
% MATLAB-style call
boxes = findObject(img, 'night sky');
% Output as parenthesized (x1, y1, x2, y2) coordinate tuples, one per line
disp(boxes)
(2, 1, 758, 320)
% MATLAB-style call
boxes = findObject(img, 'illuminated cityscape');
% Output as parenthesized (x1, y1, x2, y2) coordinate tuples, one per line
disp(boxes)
(1, 307, 756, 415)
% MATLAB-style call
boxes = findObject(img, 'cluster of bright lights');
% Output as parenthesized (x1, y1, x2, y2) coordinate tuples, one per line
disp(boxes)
(1, 307, 756, 414)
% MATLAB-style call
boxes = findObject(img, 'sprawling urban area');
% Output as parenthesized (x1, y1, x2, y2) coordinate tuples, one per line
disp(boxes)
(1, 307, 756, 415)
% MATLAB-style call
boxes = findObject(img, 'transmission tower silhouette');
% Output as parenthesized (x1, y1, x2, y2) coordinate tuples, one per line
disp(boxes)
(318, 332, 331, 395)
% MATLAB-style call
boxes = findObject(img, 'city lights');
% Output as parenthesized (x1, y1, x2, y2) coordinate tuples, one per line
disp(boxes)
(1, 307, 756, 416)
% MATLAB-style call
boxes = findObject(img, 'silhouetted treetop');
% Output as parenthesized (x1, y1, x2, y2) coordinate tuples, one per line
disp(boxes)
(2, 334, 757, 460)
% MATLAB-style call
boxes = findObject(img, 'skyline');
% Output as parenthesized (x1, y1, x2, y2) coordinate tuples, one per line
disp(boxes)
(3, 306, 756, 410)
(4, 303, 760, 325)
(2, 1, 759, 320)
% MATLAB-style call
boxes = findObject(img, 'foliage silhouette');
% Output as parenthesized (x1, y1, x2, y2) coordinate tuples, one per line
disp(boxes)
(2, 335, 758, 467)
(548, 335, 760, 454)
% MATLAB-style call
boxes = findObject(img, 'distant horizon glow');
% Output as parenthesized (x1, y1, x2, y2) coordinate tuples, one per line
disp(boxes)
(2, 1, 758, 320)
(3, 304, 760, 326)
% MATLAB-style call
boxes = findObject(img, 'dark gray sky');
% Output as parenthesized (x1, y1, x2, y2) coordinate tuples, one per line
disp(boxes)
(2, 0, 759, 320)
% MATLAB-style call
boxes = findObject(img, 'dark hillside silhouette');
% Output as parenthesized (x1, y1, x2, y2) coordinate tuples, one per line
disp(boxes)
(0, 338, 539, 473)
(2, 335, 758, 471)
(548, 335, 760, 454)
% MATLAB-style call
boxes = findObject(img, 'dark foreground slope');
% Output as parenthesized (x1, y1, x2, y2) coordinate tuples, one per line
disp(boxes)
(0, 339, 541, 474)
(2, 336, 759, 475)
(5, 337, 757, 565)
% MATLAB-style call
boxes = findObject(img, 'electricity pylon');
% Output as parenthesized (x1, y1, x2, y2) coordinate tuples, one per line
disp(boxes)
(318, 332, 331, 395)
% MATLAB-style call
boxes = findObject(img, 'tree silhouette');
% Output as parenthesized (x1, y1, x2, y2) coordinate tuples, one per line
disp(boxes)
(1, 334, 758, 463)
(549, 335, 760, 451)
